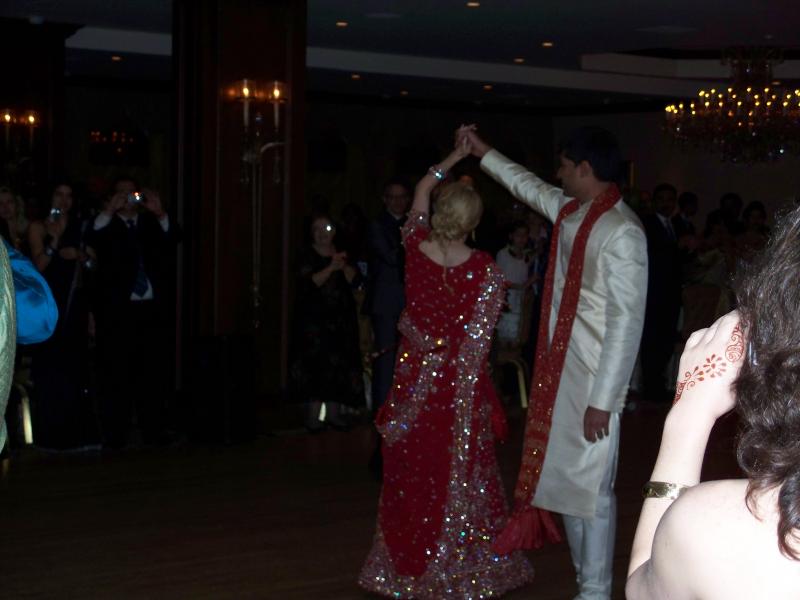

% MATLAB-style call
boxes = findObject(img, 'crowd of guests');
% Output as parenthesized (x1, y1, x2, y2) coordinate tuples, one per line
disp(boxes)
(637, 186, 770, 403)
(0, 177, 179, 452)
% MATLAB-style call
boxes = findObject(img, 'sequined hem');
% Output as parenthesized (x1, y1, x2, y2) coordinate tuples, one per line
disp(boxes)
(358, 526, 535, 599)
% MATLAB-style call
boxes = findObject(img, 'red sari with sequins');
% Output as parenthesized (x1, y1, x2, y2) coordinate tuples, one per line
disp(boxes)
(359, 212, 534, 599)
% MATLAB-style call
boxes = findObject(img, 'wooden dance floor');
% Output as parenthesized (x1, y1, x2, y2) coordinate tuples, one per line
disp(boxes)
(0, 401, 739, 599)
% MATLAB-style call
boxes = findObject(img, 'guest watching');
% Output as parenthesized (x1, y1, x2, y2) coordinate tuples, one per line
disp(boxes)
(641, 183, 682, 402)
(737, 200, 769, 258)
(27, 180, 97, 449)
(672, 191, 698, 239)
(89, 177, 180, 448)
(364, 180, 411, 412)
(707, 192, 745, 236)
(627, 205, 800, 599)
(495, 221, 538, 342)
(0, 186, 29, 251)
(290, 215, 363, 432)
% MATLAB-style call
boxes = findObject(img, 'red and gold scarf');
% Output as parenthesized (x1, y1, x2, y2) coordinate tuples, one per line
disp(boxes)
(493, 184, 621, 554)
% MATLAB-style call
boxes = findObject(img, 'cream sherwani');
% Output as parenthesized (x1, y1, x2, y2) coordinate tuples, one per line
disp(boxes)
(481, 149, 647, 519)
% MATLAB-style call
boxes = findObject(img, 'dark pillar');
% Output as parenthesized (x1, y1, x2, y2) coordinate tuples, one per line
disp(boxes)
(174, 0, 305, 411)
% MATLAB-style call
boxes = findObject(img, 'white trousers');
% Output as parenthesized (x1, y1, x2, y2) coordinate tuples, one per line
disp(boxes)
(561, 413, 620, 600)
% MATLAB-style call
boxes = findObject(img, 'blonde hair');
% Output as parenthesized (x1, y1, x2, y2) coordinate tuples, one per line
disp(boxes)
(429, 182, 483, 243)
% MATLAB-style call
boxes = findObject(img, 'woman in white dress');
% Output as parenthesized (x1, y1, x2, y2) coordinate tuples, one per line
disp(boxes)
(495, 221, 537, 342)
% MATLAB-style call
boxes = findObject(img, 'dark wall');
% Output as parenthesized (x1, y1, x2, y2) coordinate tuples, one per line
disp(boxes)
(63, 83, 172, 208)
(305, 99, 556, 222)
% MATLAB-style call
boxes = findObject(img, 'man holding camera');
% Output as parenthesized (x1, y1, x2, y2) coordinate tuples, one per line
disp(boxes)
(90, 177, 180, 448)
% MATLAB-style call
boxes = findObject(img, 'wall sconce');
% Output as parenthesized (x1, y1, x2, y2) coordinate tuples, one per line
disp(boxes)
(226, 78, 289, 329)
(1, 108, 41, 151)
(2, 108, 14, 148)
(23, 110, 40, 148)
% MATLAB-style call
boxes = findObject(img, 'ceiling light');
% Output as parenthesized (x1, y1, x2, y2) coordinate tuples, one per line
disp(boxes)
(541, 41, 554, 48)
(336, 21, 348, 28)
(483, 84, 493, 91)
(466, 1, 480, 7)
(665, 47, 800, 163)
(111, 55, 122, 62)
(351, 73, 361, 80)
(513, 57, 525, 64)
(400, 90, 409, 96)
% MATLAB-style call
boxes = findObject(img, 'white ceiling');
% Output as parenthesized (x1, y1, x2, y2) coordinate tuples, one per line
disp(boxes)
(2, 0, 799, 107)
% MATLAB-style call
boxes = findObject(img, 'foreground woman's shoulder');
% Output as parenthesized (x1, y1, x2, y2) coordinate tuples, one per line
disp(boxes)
(655, 479, 800, 598)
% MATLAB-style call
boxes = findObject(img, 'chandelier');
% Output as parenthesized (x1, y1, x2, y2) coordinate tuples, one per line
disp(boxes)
(664, 48, 800, 163)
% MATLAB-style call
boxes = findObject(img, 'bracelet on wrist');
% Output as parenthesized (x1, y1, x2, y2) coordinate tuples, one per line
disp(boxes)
(428, 165, 446, 181)
(642, 480, 690, 500)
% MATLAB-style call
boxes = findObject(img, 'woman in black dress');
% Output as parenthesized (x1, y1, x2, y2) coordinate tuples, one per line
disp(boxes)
(27, 181, 98, 449)
(291, 215, 364, 432)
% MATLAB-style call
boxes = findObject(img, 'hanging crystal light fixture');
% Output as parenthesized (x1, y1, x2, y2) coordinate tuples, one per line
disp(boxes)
(665, 47, 800, 163)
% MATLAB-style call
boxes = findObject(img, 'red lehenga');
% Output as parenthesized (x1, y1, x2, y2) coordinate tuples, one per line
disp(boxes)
(359, 212, 534, 599)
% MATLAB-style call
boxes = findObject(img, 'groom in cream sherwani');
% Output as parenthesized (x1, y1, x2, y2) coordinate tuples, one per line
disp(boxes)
(461, 126, 647, 599)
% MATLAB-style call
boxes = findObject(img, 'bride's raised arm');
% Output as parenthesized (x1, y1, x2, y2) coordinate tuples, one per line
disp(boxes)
(410, 129, 472, 215)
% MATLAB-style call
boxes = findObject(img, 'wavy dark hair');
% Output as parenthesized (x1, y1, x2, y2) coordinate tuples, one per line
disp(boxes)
(735, 203, 800, 559)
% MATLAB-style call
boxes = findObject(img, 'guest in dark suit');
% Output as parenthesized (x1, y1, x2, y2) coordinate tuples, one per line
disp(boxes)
(88, 177, 180, 448)
(672, 191, 698, 239)
(364, 180, 410, 412)
(641, 183, 682, 402)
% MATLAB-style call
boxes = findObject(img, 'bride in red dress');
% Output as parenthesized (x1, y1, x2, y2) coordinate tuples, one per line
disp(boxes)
(359, 135, 534, 598)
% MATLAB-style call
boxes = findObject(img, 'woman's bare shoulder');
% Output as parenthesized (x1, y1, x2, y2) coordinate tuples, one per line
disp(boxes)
(654, 479, 800, 598)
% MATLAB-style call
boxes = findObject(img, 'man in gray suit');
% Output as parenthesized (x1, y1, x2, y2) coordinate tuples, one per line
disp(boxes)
(365, 180, 411, 412)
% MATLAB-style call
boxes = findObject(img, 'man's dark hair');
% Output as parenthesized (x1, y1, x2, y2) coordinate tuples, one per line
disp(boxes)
(382, 178, 410, 197)
(557, 126, 622, 184)
(653, 183, 677, 198)
(742, 201, 767, 223)
(678, 191, 699, 211)
(735, 203, 800, 560)
(720, 192, 743, 210)
(47, 178, 75, 212)
(508, 220, 529, 235)
(110, 175, 138, 194)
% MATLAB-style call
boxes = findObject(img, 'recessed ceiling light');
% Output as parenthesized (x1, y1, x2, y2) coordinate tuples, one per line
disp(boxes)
(483, 84, 493, 91)
(366, 12, 402, 19)
(513, 57, 525, 64)
(111, 55, 122, 62)
(466, 1, 480, 7)
(400, 90, 409, 96)
(636, 25, 696, 34)
(541, 41, 554, 48)
(336, 21, 348, 28)
(351, 73, 361, 80)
